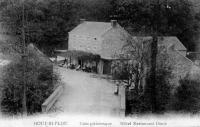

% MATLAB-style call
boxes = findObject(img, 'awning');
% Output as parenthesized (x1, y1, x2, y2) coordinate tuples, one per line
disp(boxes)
(55, 50, 101, 60)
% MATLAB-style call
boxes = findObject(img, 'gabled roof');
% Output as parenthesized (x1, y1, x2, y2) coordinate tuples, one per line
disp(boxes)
(135, 36, 186, 51)
(69, 21, 113, 37)
(158, 36, 186, 51)
(27, 43, 53, 65)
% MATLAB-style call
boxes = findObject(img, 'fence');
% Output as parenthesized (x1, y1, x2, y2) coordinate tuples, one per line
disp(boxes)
(41, 85, 64, 113)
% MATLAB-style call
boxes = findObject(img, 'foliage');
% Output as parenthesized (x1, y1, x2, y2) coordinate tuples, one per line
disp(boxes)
(129, 49, 173, 114)
(1, 0, 199, 55)
(0, 0, 199, 115)
(0, 0, 74, 55)
(0, 54, 58, 115)
(0, 0, 113, 55)
(173, 77, 200, 113)
(115, 0, 200, 51)
(112, 60, 130, 81)
(112, 37, 151, 94)
(117, 40, 174, 114)
(155, 48, 174, 112)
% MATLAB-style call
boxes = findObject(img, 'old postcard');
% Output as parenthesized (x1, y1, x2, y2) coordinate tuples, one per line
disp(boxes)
(0, 0, 200, 127)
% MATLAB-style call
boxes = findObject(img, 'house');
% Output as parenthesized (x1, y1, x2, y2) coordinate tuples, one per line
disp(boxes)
(141, 36, 200, 87)
(158, 37, 200, 85)
(67, 19, 130, 74)
(60, 19, 190, 77)
(167, 45, 200, 86)
(118, 36, 190, 88)
(58, 19, 200, 87)
(27, 43, 53, 68)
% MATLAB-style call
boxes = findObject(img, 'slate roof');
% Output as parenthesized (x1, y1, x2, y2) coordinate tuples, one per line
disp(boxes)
(69, 21, 113, 37)
(135, 36, 186, 51)
(27, 43, 53, 66)
(158, 36, 186, 51)
(68, 21, 186, 59)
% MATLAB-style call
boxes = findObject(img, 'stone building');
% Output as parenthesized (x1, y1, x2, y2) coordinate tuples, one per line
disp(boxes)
(130, 36, 190, 88)
(61, 19, 200, 86)
(165, 44, 200, 87)
(67, 20, 130, 74)
(142, 36, 200, 87)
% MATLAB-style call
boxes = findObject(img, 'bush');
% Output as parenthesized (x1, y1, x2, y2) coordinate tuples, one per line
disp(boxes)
(155, 67, 172, 112)
(0, 57, 58, 115)
(126, 53, 173, 114)
(129, 72, 172, 114)
(173, 78, 200, 113)
(126, 89, 150, 114)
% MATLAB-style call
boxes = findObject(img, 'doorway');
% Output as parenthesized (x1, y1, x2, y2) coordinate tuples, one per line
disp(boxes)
(103, 60, 111, 75)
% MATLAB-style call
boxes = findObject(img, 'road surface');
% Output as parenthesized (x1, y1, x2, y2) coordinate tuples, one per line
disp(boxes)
(53, 67, 125, 117)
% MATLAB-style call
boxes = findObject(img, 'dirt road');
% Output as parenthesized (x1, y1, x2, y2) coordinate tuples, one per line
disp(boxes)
(53, 67, 125, 117)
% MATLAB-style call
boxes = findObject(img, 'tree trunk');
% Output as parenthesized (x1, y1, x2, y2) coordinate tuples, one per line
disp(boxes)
(150, 35, 158, 113)
(135, 64, 140, 95)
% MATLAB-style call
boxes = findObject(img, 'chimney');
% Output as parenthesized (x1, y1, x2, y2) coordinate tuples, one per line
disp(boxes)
(111, 20, 117, 27)
(80, 19, 86, 24)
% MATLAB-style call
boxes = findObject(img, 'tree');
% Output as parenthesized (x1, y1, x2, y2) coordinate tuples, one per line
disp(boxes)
(0, 0, 75, 55)
(0, 44, 59, 115)
(112, 37, 151, 95)
(1, 0, 199, 53)
(172, 73, 200, 114)
(173, 76, 200, 113)
(112, 35, 174, 114)
(143, 45, 173, 113)
(111, 0, 200, 113)
(114, 0, 199, 51)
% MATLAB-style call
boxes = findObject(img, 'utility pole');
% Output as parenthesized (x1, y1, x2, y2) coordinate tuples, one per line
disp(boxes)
(149, 0, 161, 113)
(22, 0, 27, 116)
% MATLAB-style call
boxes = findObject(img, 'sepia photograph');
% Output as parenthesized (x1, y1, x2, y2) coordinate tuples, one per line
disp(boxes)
(0, 0, 200, 127)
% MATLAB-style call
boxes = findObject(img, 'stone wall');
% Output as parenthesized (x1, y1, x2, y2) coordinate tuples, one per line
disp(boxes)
(68, 25, 130, 60)
(101, 27, 130, 59)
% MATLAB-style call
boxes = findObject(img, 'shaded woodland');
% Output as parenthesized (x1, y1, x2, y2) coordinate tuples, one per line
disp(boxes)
(0, 0, 199, 55)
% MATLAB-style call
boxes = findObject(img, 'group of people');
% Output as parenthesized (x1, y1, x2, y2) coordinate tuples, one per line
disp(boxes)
(60, 58, 96, 73)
